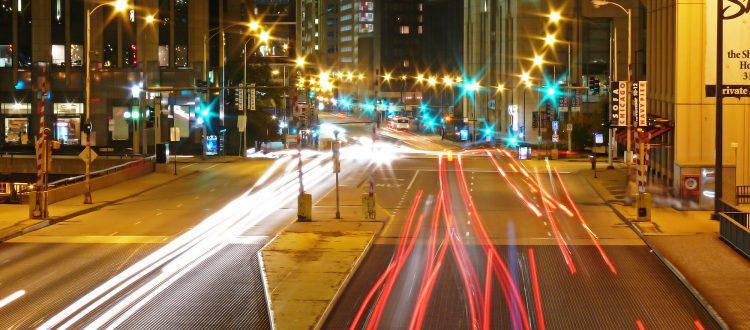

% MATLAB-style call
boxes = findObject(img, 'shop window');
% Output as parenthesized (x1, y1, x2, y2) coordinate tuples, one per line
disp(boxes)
(0, 45, 11, 67)
(55, 118, 80, 145)
(173, 105, 190, 138)
(4, 118, 29, 144)
(70, 45, 83, 67)
(112, 106, 129, 140)
(52, 45, 66, 66)
(17, 0, 31, 67)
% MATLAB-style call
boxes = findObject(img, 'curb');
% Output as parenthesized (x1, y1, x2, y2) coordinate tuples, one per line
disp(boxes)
(580, 172, 729, 330)
(0, 170, 200, 243)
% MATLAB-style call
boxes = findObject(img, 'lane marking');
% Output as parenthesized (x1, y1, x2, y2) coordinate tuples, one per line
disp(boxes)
(206, 163, 220, 170)
(8, 236, 171, 244)
(406, 170, 420, 191)
(0, 290, 25, 309)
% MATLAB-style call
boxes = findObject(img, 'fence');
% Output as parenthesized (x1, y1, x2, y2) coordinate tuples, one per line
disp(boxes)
(718, 198, 750, 259)
(737, 185, 750, 204)
(47, 156, 155, 189)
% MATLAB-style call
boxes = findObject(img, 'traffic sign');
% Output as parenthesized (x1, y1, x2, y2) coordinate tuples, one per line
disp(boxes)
(552, 134, 560, 143)
(79, 146, 98, 163)
(566, 123, 573, 131)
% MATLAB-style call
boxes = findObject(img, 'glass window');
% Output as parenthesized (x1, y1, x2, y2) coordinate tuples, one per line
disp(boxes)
(0, 0, 12, 48)
(174, 0, 189, 67)
(1, 103, 32, 114)
(103, 7, 119, 67)
(4, 118, 30, 144)
(70, 44, 83, 67)
(123, 9, 137, 67)
(70, 0, 84, 45)
(400, 26, 410, 34)
(173, 105, 189, 138)
(17, 0, 31, 67)
(359, 24, 374, 34)
(158, 45, 169, 67)
(112, 106, 129, 140)
(0, 45, 11, 67)
(55, 118, 81, 145)
(52, 45, 66, 66)
(52, 0, 66, 47)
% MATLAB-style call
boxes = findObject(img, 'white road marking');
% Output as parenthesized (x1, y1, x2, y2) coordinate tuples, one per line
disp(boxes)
(0, 290, 26, 309)
(406, 170, 420, 191)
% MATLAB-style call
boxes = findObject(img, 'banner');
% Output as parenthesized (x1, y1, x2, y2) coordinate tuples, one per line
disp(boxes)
(638, 81, 647, 127)
(610, 81, 627, 127)
(705, 0, 750, 97)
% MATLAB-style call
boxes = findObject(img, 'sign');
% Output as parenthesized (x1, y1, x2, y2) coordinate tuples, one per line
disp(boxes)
(237, 83, 245, 112)
(54, 103, 83, 115)
(78, 146, 98, 163)
(460, 129, 469, 141)
(637, 81, 648, 127)
(518, 147, 531, 160)
(558, 96, 570, 112)
(682, 174, 701, 196)
(571, 95, 582, 112)
(594, 133, 604, 144)
(552, 120, 559, 132)
(1, 103, 32, 114)
(566, 123, 573, 131)
(250, 84, 256, 111)
(170, 127, 180, 142)
(205, 135, 218, 156)
(508, 105, 519, 132)
(552, 134, 560, 143)
(488, 99, 496, 110)
(705, 0, 750, 97)
(237, 115, 247, 132)
(610, 81, 627, 126)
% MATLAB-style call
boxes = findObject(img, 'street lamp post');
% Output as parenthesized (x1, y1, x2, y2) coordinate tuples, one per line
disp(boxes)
(84, 0, 129, 204)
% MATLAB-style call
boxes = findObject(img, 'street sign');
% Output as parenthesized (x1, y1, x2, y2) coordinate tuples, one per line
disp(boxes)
(637, 81, 648, 127)
(237, 83, 245, 112)
(558, 96, 570, 112)
(566, 123, 573, 131)
(79, 146, 98, 163)
(571, 95, 582, 112)
(170, 127, 180, 142)
(552, 120, 559, 132)
(594, 133, 604, 144)
(610, 81, 627, 126)
(488, 100, 496, 110)
(552, 134, 560, 143)
(237, 115, 247, 132)
(250, 84, 256, 111)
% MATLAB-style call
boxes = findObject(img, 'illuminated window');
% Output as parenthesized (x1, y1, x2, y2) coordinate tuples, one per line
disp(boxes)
(400, 26, 410, 34)
(52, 45, 65, 66)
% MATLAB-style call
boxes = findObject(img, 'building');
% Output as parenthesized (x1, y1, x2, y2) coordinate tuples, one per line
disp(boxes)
(0, 0, 294, 156)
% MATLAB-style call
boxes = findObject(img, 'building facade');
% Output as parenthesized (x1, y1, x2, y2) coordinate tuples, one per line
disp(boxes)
(0, 0, 294, 156)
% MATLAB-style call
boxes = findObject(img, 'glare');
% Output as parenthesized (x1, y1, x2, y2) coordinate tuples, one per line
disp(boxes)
(130, 84, 142, 98)
(442, 76, 454, 85)
(465, 81, 480, 92)
(533, 55, 544, 66)
(496, 84, 505, 91)
(145, 15, 155, 24)
(259, 31, 271, 43)
(113, 0, 129, 11)
(416, 74, 424, 83)
(272, 69, 280, 76)
(521, 72, 531, 82)
(383, 73, 392, 81)
(401, 75, 407, 81)
(549, 11, 562, 23)
(427, 76, 437, 86)
(295, 57, 306, 67)
(248, 20, 260, 31)
(545, 34, 556, 45)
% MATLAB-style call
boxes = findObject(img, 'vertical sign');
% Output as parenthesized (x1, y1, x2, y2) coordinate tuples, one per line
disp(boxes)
(610, 82, 627, 126)
(638, 81, 648, 127)
(508, 105, 519, 132)
(237, 83, 244, 112)
(250, 84, 256, 111)
(571, 94, 581, 112)
(705, 0, 750, 97)
(558, 96, 569, 112)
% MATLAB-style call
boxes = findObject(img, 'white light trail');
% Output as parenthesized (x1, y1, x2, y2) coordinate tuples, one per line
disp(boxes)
(0, 290, 25, 309)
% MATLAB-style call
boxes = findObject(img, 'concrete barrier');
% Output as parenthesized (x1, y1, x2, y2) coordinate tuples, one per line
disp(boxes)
(28, 159, 154, 205)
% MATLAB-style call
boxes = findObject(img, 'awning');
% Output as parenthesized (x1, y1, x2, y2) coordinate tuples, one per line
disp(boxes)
(615, 125, 673, 145)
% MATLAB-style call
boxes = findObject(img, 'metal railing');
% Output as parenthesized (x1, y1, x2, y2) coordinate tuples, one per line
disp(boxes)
(47, 156, 155, 188)
(719, 212, 750, 259)
(717, 198, 741, 214)
(737, 185, 750, 204)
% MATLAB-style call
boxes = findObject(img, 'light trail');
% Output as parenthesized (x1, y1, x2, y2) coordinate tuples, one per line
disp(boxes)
(41, 145, 348, 328)
(535, 171, 577, 275)
(527, 248, 546, 330)
(484, 150, 542, 217)
(636, 320, 646, 330)
(554, 169, 618, 274)
(0, 290, 25, 309)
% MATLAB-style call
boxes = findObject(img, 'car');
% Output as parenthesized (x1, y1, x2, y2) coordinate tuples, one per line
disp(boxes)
(388, 116, 410, 130)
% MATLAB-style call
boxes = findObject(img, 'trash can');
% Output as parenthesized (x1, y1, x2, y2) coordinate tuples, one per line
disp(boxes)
(156, 143, 169, 164)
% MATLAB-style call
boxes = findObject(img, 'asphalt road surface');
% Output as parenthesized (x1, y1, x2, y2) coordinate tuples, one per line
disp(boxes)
(326, 151, 720, 329)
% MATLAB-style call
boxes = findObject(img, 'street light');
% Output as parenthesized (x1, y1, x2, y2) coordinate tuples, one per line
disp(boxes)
(592, 0, 632, 172)
(549, 11, 562, 23)
(533, 54, 544, 67)
(84, 0, 130, 204)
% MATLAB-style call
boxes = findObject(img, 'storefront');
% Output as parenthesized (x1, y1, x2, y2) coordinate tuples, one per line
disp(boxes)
(53, 103, 83, 145)
(1, 103, 32, 145)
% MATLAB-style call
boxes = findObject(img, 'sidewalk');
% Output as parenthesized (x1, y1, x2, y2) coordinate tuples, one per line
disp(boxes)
(0, 158, 236, 242)
(259, 185, 389, 330)
(583, 165, 750, 329)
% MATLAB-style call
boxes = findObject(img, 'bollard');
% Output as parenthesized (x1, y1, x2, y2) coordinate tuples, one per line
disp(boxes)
(297, 193, 312, 222)
(637, 192, 652, 221)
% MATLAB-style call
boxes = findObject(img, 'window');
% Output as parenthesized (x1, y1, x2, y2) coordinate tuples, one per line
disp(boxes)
(400, 26, 410, 34)
(418, 26, 423, 34)
(112, 107, 129, 140)
(174, 0, 189, 67)
(70, 44, 83, 67)
(340, 46, 352, 53)
(52, 45, 66, 66)
(341, 4, 352, 11)
(341, 57, 353, 63)
(357, 2, 373, 11)
(17, 0, 31, 67)
(341, 25, 352, 32)
(4, 118, 29, 144)
(70, 0, 84, 45)
(102, 6, 119, 67)
(0, 0, 11, 67)
(123, 9, 137, 67)
(359, 12, 374, 22)
(340, 36, 352, 42)
(403, 60, 410, 68)
(359, 24, 374, 33)
(341, 14, 352, 21)
(158, 45, 169, 67)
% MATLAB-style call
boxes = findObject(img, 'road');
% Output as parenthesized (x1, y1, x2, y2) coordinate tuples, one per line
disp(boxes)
(0, 160, 285, 329)
(326, 149, 720, 329)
